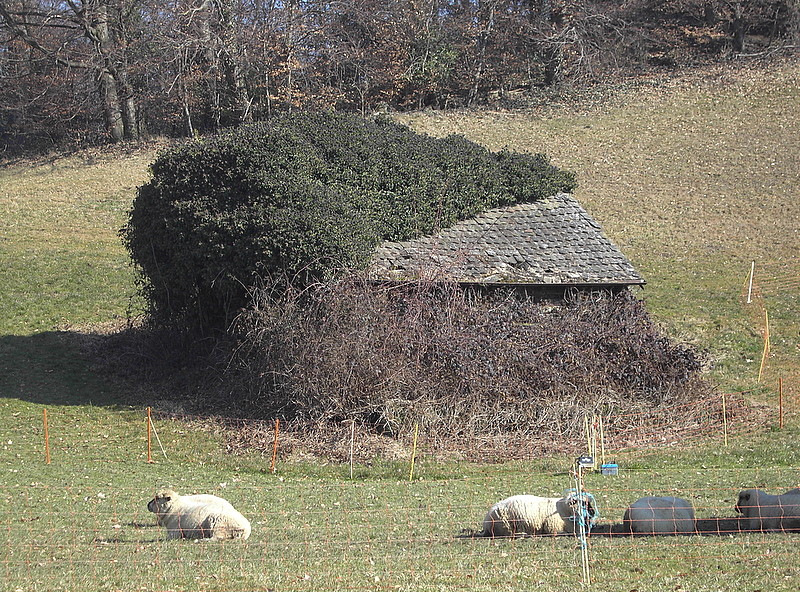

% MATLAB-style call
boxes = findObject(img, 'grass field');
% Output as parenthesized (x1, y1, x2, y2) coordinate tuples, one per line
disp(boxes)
(1, 60, 799, 591)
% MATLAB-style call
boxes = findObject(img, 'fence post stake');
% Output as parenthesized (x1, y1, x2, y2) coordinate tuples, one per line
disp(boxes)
(758, 309, 770, 382)
(778, 377, 784, 429)
(584, 414, 591, 462)
(146, 407, 154, 463)
(408, 423, 419, 482)
(349, 420, 355, 480)
(599, 415, 606, 468)
(722, 393, 728, 447)
(270, 419, 280, 474)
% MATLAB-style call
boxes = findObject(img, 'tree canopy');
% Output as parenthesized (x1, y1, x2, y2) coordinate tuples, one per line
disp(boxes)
(2, 0, 798, 153)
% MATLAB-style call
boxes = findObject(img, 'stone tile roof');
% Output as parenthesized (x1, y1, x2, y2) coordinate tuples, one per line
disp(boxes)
(367, 193, 644, 286)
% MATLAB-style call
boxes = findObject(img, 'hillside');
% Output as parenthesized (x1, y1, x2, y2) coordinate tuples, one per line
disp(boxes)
(2, 61, 798, 406)
(1, 60, 799, 592)
(397, 60, 800, 398)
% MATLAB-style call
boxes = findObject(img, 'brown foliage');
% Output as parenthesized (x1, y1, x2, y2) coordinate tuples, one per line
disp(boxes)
(4, 0, 797, 153)
(225, 278, 713, 446)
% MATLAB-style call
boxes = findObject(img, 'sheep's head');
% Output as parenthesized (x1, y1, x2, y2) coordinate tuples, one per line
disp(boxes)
(565, 492, 598, 527)
(735, 489, 762, 515)
(147, 488, 178, 515)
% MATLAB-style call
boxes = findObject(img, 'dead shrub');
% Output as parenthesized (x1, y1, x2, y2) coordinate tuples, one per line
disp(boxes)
(224, 276, 712, 444)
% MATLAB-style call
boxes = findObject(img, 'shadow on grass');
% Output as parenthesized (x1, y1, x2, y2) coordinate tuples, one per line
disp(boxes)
(590, 517, 746, 537)
(459, 517, 759, 539)
(0, 331, 129, 407)
(1, 325, 214, 413)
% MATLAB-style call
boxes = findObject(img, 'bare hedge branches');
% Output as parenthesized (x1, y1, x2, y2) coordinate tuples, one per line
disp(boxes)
(226, 278, 712, 446)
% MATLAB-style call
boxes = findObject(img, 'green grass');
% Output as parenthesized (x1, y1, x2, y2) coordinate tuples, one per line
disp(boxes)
(3, 406, 800, 591)
(0, 148, 151, 334)
(1, 62, 800, 591)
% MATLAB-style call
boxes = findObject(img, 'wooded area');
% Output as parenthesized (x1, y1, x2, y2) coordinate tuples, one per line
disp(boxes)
(1, 0, 798, 153)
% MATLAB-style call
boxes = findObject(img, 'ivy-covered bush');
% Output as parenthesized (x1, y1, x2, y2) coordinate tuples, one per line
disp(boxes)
(123, 113, 576, 330)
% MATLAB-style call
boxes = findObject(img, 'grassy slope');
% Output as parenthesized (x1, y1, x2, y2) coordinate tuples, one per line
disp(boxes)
(0, 148, 154, 334)
(397, 62, 800, 395)
(1, 62, 799, 592)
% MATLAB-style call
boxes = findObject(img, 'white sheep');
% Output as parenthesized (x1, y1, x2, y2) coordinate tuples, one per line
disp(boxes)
(623, 496, 696, 535)
(147, 488, 252, 540)
(479, 494, 595, 537)
(735, 488, 800, 532)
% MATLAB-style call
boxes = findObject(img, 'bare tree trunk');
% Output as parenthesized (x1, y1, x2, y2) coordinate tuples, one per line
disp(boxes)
(97, 69, 124, 142)
(541, 43, 562, 86)
(467, 0, 497, 106)
(537, 0, 563, 86)
(109, 4, 139, 141)
(215, 0, 251, 123)
(789, 0, 800, 45)
(195, 0, 221, 129)
(93, 3, 125, 142)
(220, 53, 252, 123)
(704, 2, 718, 26)
(118, 71, 139, 140)
(284, 0, 301, 113)
(728, 1, 747, 52)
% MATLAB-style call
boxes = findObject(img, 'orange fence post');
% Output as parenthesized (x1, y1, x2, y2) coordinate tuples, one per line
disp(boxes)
(270, 419, 280, 474)
(43, 408, 51, 464)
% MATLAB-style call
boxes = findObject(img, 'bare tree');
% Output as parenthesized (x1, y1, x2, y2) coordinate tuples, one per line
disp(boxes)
(466, 0, 498, 105)
(2, 0, 797, 151)
(0, 0, 140, 142)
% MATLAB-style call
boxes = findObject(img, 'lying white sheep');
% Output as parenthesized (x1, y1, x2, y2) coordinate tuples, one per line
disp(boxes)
(623, 496, 696, 535)
(479, 494, 596, 537)
(735, 488, 800, 532)
(147, 488, 251, 540)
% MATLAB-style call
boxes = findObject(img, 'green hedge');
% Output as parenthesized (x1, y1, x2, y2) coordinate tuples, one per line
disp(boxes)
(123, 113, 576, 330)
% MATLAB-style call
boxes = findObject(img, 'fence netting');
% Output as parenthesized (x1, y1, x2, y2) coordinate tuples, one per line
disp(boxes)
(3, 399, 799, 592)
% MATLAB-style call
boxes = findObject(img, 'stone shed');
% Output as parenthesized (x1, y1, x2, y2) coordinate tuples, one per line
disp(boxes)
(368, 192, 644, 299)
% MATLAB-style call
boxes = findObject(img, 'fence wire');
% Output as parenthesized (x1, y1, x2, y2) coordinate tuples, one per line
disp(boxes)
(3, 476, 800, 592)
(742, 259, 800, 387)
(2, 393, 799, 592)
